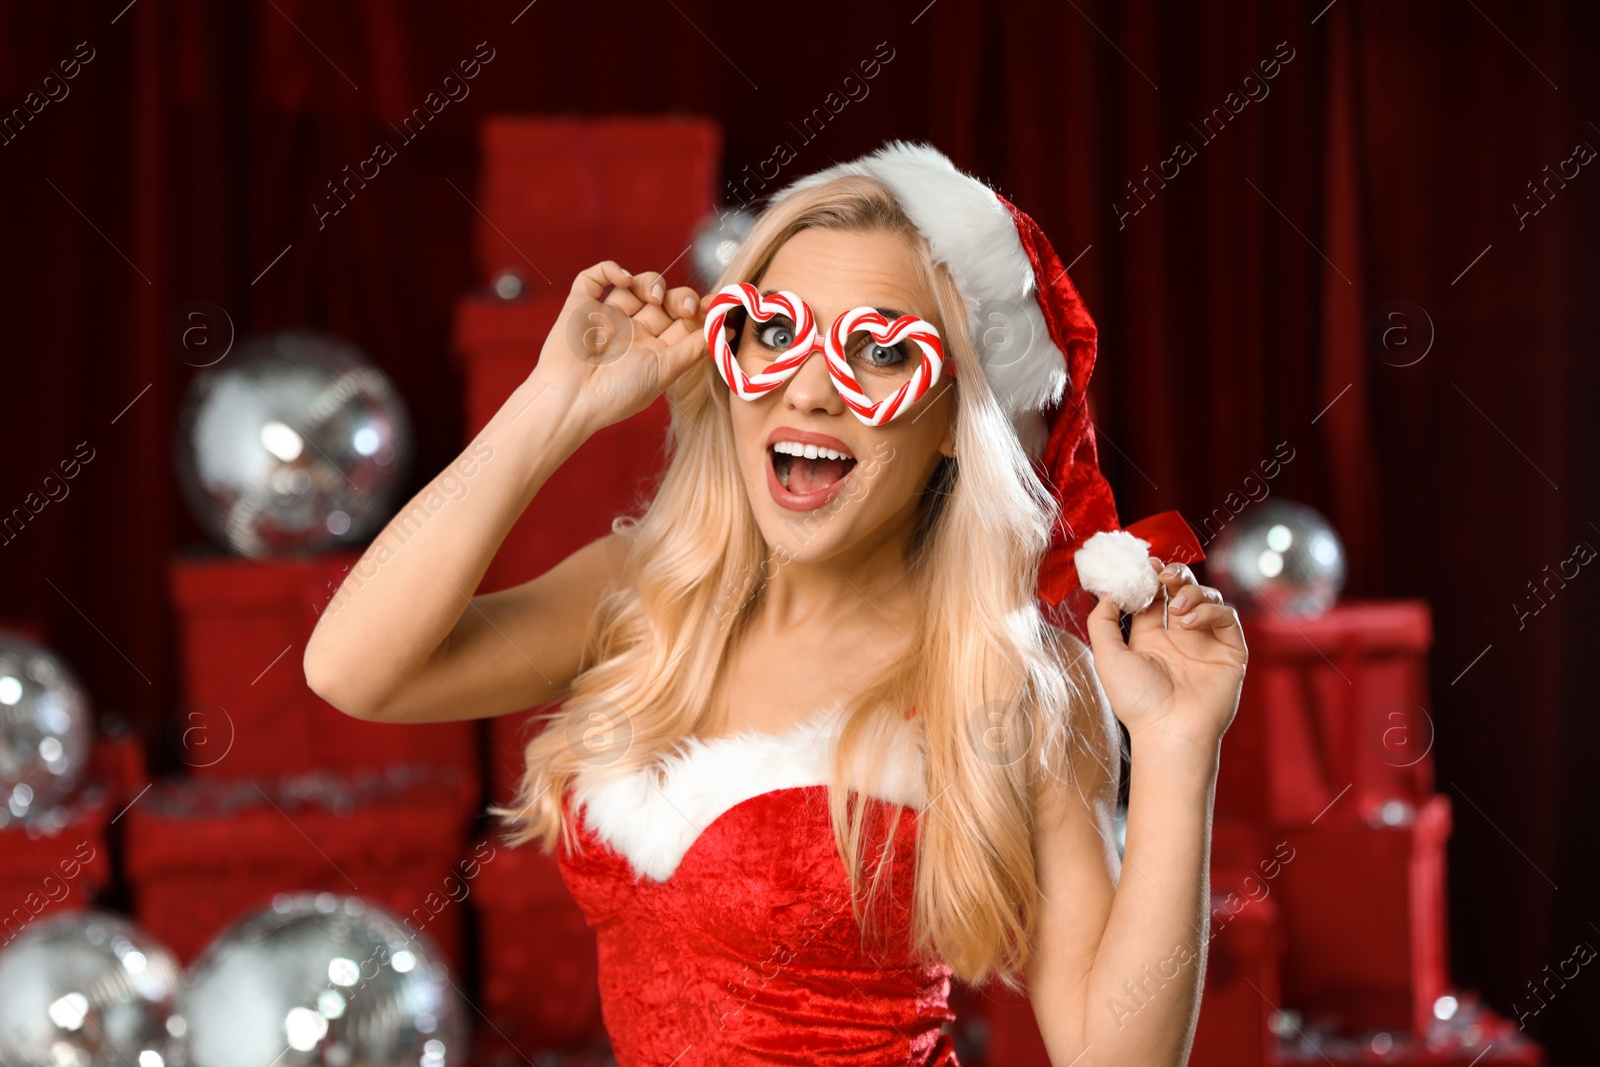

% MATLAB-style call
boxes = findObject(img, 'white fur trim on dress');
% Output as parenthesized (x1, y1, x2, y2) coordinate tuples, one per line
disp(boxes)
(569, 705, 927, 883)
(767, 140, 1068, 457)
(1074, 528, 1160, 614)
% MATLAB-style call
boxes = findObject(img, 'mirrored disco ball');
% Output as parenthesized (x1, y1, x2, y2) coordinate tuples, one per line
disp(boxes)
(169, 892, 467, 1067)
(690, 206, 758, 288)
(172, 331, 413, 559)
(489, 267, 524, 301)
(0, 910, 182, 1066)
(1208, 500, 1346, 617)
(0, 633, 92, 829)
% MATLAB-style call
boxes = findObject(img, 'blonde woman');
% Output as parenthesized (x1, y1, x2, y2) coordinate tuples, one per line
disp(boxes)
(306, 141, 1247, 1066)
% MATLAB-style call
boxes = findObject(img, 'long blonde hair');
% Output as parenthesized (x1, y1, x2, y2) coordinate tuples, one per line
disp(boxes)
(490, 174, 1090, 989)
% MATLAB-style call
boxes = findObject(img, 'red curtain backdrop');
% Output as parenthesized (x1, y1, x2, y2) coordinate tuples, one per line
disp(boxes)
(1, 0, 1593, 1055)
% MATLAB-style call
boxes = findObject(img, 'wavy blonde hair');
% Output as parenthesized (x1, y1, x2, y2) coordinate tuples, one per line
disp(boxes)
(490, 174, 1093, 989)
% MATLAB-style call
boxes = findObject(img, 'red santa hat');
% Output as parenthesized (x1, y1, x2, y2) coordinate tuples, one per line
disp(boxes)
(767, 140, 1203, 635)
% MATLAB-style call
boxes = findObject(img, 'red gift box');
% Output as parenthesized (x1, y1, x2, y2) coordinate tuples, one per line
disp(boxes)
(1217, 599, 1435, 829)
(123, 767, 474, 970)
(489, 702, 556, 808)
(472, 835, 604, 1050)
(961, 978, 1045, 1066)
(167, 551, 479, 817)
(1190, 882, 1282, 1067)
(0, 731, 146, 947)
(0, 785, 116, 948)
(1275, 793, 1451, 1035)
(472, 115, 720, 291)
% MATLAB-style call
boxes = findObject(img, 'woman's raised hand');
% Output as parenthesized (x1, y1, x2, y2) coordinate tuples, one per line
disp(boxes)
(531, 260, 712, 434)
(1083, 559, 1248, 759)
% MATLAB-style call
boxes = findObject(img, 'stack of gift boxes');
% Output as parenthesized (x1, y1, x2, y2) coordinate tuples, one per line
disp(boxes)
(128, 547, 481, 974)
(1200, 600, 1475, 1065)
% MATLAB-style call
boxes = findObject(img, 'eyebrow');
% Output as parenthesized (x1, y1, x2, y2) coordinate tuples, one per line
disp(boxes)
(759, 288, 910, 321)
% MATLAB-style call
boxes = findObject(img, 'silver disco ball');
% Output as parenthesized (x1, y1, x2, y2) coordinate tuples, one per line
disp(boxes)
(169, 892, 467, 1067)
(0, 633, 92, 829)
(0, 910, 182, 1065)
(172, 331, 413, 559)
(1208, 500, 1346, 617)
(690, 206, 758, 288)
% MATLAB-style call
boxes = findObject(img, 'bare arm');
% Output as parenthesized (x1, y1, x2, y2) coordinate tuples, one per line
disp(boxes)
(1027, 562, 1247, 1065)
(302, 260, 710, 723)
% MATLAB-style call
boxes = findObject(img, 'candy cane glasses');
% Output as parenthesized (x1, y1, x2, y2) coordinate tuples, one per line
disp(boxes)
(702, 282, 953, 426)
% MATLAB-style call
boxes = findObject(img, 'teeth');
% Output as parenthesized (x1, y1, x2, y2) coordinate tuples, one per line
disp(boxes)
(772, 440, 852, 461)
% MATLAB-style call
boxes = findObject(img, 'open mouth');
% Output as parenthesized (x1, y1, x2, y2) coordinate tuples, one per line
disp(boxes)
(768, 438, 858, 505)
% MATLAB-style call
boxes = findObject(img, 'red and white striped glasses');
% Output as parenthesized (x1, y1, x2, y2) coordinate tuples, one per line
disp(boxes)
(703, 282, 953, 426)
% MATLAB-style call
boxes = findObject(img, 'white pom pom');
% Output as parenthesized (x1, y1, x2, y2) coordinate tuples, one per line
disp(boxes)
(1074, 529, 1159, 614)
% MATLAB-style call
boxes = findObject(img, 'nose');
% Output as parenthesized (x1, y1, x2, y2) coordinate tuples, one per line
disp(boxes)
(781, 337, 843, 416)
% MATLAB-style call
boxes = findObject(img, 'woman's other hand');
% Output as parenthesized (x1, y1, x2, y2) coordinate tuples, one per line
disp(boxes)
(1083, 558, 1248, 757)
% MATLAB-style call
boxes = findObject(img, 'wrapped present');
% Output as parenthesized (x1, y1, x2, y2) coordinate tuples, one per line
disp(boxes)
(1276, 793, 1451, 1034)
(1218, 599, 1435, 829)
(168, 550, 479, 819)
(1190, 880, 1282, 1067)
(471, 115, 720, 291)
(122, 763, 474, 970)
(0, 729, 146, 947)
(473, 834, 604, 1049)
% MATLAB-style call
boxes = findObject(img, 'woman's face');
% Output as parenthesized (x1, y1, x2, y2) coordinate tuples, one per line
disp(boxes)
(724, 226, 957, 567)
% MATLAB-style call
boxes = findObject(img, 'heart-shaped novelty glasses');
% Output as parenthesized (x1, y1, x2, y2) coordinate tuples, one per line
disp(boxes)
(703, 282, 951, 426)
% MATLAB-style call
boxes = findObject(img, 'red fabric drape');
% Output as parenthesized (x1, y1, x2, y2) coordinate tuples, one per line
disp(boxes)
(0, 1, 1593, 1057)
(1318, 5, 1387, 594)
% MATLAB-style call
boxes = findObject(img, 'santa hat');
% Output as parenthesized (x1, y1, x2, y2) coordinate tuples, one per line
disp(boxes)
(766, 140, 1203, 634)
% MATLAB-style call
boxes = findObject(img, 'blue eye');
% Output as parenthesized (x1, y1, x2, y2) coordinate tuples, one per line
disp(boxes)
(756, 320, 795, 349)
(847, 333, 907, 369)
(861, 341, 905, 367)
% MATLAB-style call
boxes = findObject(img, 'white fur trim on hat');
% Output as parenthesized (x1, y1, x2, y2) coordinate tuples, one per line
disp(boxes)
(767, 140, 1067, 456)
(1074, 529, 1160, 614)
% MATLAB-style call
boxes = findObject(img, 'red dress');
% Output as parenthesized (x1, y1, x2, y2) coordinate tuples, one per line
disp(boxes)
(556, 708, 961, 1066)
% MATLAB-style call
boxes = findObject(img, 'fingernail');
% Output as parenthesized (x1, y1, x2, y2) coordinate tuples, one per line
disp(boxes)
(1170, 593, 1189, 612)
(683, 295, 695, 311)
(1179, 611, 1198, 625)
(1162, 562, 1180, 577)
(651, 281, 664, 301)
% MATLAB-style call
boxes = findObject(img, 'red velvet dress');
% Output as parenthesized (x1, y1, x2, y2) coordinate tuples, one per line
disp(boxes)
(556, 710, 960, 1066)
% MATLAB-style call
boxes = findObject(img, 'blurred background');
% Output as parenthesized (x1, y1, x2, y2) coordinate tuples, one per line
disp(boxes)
(0, 0, 1594, 1064)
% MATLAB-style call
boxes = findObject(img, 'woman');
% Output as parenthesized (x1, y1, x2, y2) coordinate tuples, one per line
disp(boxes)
(305, 141, 1247, 1066)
